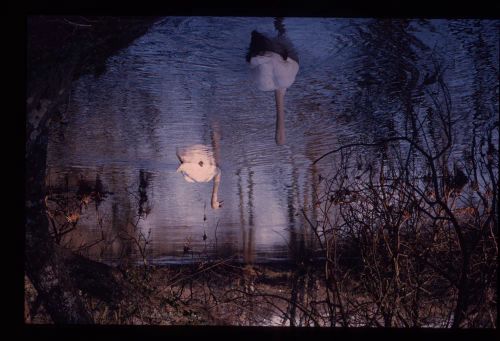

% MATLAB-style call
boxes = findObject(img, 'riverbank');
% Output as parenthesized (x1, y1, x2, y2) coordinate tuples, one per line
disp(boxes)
(25, 261, 315, 325)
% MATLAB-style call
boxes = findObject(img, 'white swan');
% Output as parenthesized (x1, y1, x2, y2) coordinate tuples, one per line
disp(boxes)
(246, 20, 299, 145)
(176, 144, 222, 209)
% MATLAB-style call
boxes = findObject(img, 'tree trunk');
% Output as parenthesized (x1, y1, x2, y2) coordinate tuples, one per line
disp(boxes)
(25, 123, 93, 323)
(25, 16, 160, 323)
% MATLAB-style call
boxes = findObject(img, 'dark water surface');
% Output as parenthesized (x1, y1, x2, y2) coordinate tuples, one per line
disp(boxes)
(46, 17, 499, 264)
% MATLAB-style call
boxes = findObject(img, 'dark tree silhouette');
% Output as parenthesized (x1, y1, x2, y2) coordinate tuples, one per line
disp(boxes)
(26, 16, 160, 323)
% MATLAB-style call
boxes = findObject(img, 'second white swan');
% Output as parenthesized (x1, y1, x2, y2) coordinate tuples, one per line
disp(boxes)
(176, 144, 222, 209)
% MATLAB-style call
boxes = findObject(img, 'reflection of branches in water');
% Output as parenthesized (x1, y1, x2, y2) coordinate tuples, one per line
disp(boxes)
(117, 220, 151, 267)
(110, 169, 158, 267)
(121, 185, 153, 266)
(301, 74, 498, 327)
(45, 173, 112, 248)
(138, 170, 153, 217)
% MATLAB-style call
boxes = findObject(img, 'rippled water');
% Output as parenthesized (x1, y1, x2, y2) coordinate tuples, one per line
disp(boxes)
(46, 17, 499, 264)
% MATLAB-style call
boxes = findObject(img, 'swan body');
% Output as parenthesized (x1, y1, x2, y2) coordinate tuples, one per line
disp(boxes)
(249, 51, 299, 91)
(176, 144, 222, 209)
(176, 145, 218, 183)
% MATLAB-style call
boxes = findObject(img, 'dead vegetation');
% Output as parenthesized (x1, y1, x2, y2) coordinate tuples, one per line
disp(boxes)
(26, 74, 497, 327)
(25, 17, 497, 326)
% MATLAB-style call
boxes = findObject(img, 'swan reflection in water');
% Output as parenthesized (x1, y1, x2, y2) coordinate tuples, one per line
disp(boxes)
(176, 144, 222, 209)
(246, 17, 299, 145)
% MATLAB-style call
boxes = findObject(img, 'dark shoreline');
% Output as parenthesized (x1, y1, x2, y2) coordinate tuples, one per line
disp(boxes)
(27, 16, 162, 116)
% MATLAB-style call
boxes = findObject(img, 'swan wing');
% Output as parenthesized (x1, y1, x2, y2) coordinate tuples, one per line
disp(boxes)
(250, 54, 277, 91)
(272, 55, 299, 89)
(183, 173, 197, 183)
(250, 52, 299, 91)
